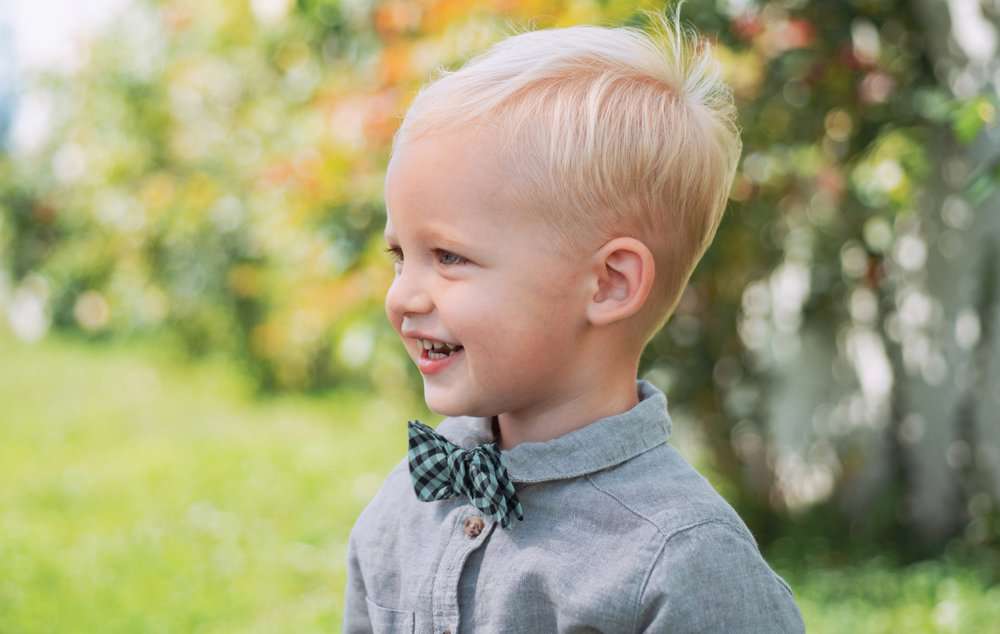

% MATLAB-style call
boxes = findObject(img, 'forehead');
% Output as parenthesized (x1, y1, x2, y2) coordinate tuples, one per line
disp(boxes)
(382, 127, 515, 242)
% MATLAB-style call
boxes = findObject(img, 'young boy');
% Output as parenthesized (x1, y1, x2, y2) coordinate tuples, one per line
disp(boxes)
(344, 9, 805, 633)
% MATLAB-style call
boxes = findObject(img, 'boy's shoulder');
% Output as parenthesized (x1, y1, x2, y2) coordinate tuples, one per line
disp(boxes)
(587, 432, 754, 539)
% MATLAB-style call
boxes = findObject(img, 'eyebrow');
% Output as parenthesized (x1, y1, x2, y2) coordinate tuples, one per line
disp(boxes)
(384, 226, 471, 249)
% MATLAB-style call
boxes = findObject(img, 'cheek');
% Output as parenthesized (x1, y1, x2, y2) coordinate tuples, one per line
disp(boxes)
(523, 267, 581, 324)
(448, 261, 581, 349)
(467, 282, 574, 356)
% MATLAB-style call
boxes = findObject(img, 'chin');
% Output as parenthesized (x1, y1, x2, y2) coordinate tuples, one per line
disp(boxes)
(423, 390, 464, 417)
(426, 402, 466, 417)
(423, 389, 492, 418)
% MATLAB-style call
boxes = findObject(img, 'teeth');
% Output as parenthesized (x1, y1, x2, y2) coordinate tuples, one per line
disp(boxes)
(419, 338, 461, 352)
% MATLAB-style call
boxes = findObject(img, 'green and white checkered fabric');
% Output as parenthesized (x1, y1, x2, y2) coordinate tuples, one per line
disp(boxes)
(407, 420, 524, 529)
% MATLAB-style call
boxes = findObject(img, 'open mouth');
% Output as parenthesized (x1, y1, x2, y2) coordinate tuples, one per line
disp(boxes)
(421, 345, 464, 361)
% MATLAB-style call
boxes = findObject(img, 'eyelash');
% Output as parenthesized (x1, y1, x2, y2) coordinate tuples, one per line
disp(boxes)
(384, 247, 468, 267)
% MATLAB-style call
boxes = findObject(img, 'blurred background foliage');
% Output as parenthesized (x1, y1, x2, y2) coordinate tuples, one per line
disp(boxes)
(2, 0, 1000, 631)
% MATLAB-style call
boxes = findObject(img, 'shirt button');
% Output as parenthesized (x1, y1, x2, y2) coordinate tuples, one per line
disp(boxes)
(463, 515, 484, 538)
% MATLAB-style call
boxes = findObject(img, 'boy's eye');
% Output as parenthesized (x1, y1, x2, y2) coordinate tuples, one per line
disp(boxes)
(436, 250, 468, 266)
(383, 247, 468, 267)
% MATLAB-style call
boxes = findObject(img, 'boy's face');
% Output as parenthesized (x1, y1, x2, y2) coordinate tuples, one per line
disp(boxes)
(383, 126, 592, 418)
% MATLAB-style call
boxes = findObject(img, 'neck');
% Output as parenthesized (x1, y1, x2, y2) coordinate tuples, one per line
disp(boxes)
(492, 368, 640, 450)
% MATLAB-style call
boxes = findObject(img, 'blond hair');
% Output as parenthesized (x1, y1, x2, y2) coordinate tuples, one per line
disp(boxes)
(392, 5, 742, 344)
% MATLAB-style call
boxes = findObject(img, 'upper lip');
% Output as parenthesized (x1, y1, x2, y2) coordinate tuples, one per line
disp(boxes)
(402, 331, 461, 346)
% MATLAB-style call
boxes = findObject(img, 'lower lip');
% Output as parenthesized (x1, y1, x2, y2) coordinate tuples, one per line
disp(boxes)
(417, 347, 464, 375)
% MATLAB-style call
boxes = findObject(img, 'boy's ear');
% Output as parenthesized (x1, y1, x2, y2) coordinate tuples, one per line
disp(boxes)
(585, 237, 656, 327)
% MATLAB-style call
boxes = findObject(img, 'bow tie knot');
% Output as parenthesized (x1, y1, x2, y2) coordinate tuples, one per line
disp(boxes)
(407, 420, 524, 528)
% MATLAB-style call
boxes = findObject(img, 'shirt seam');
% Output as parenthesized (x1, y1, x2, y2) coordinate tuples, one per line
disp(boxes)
(631, 518, 758, 634)
(585, 473, 666, 634)
(584, 473, 666, 535)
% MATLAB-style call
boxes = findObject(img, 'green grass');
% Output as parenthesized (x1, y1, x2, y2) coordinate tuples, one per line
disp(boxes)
(780, 555, 1000, 633)
(0, 330, 424, 633)
(1, 330, 998, 633)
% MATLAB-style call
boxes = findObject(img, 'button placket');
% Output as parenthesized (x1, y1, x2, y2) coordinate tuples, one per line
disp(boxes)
(431, 509, 494, 634)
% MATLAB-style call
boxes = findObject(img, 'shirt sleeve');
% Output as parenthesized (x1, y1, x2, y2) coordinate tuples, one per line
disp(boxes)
(635, 520, 805, 633)
(342, 524, 373, 634)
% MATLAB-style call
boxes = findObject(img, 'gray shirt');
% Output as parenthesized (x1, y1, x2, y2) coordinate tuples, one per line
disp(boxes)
(343, 379, 805, 633)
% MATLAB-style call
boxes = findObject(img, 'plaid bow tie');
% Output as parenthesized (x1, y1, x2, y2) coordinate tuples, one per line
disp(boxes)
(407, 420, 524, 529)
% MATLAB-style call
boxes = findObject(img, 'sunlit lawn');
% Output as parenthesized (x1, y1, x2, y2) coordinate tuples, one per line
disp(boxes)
(2, 330, 998, 633)
(0, 329, 419, 632)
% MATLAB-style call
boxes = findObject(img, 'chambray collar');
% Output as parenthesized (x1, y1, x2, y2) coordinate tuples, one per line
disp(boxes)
(434, 379, 672, 484)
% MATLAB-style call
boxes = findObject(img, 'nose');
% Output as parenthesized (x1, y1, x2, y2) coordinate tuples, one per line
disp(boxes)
(384, 265, 433, 322)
